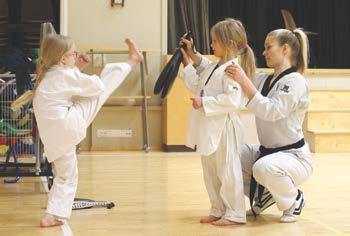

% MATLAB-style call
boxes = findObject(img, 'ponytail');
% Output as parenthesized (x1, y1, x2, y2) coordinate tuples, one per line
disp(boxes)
(238, 45, 256, 81)
(11, 50, 48, 111)
(11, 90, 34, 111)
(34, 59, 50, 90)
(293, 29, 309, 74)
(11, 34, 73, 111)
(268, 28, 309, 74)
(211, 18, 256, 80)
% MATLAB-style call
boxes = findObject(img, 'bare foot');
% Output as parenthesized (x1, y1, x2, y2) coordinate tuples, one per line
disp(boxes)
(40, 213, 64, 227)
(200, 215, 221, 224)
(211, 218, 242, 226)
(125, 38, 143, 66)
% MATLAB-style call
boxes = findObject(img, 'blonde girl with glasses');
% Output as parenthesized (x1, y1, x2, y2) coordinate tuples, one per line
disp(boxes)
(22, 34, 143, 227)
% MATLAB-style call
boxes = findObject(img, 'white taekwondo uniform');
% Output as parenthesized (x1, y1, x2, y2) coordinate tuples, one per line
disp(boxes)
(181, 56, 246, 223)
(241, 68, 313, 211)
(33, 63, 131, 218)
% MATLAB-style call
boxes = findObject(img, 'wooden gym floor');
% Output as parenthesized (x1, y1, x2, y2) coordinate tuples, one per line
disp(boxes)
(0, 151, 349, 236)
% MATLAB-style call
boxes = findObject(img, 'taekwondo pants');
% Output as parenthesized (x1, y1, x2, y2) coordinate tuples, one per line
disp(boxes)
(240, 144, 313, 211)
(201, 119, 246, 223)
(46, 63, 130, 219)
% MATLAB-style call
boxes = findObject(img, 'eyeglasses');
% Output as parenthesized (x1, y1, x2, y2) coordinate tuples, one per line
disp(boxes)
(65, 51, 78, 58)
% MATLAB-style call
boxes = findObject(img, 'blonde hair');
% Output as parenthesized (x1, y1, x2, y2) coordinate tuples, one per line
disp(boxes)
(12, 35, 74, 111)
(35, 35, 74, 89)
(210, 18, 256, 80)
(267, 28, 309, 74)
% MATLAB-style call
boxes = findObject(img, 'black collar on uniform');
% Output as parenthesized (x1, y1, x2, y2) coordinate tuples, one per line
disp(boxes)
(200, 64, 220, 97)
(261, 67, 297, 97)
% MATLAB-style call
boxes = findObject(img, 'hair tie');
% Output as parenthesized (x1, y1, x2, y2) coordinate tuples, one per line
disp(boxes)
(291, 30, 299, 36)
(238, 43, 248, 55)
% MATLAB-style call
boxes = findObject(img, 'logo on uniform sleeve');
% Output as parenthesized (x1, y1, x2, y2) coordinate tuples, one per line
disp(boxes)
(228, 84, 238, 91)
(280, 85, 290, 93)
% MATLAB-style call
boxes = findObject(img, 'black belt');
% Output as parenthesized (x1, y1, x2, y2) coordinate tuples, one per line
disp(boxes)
(249, 138, 305, 216)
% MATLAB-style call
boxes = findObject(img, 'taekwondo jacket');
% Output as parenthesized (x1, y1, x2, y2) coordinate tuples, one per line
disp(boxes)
(247, 71, 309, 149)
(33, 63, 131, 162)
(180, 56, 244, 156)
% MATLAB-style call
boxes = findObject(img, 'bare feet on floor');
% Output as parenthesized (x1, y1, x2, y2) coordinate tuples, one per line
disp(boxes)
(40, 213, 64, 227)
(125, 38, 144, 66)
(211, 218, 242, 226)
(200, 215, 221, 224)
